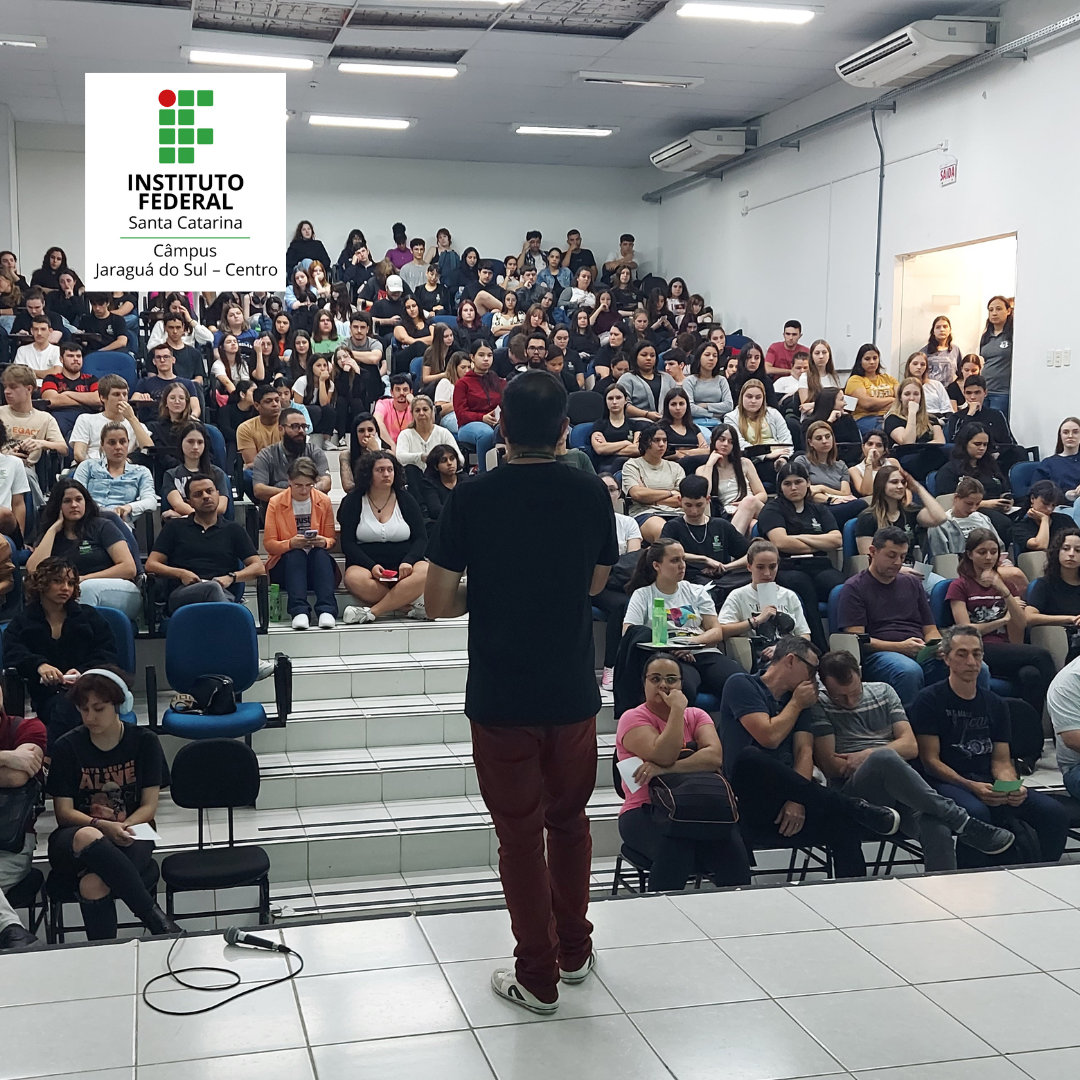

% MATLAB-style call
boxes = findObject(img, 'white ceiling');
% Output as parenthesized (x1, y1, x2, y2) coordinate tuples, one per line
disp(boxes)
(0, 0, 1000, 167)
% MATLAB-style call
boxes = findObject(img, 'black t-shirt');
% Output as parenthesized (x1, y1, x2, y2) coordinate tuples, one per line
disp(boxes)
(151, 515, 256, 580)
(719, 672, 813, 776)
(47, 723, 163, 821)
(1013, 512, 1074, 554)
(1029, 576, 1080, 617)
(169, 344, 205, 381)
(79, 312, 129, 349)
(661, 516, 748, 584)
(464, 279, 505, 304)
(591, 416, 641, 450)
(934, 460, 1006, 499)
(370, 298, 406, 324)
(855, 506, 921, 553)
(425, 462, 617, 726)
(884, 414, 941, 445)
(568, 248, 597, 276)
(757, 499, 838, 541)
(52, 516, 127, 577)
(661, 421, 701, 455)
(414, 284, 447, 315)
(10, 309, 64, 336)
(909, 680, 1010, 783)
(47, 292, 87, 325)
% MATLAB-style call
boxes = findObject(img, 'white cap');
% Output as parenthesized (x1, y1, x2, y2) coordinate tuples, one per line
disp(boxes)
(386, 275, 403, 292)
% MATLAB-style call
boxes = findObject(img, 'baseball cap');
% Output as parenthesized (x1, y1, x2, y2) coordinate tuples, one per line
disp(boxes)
(386, 275, 403, 292)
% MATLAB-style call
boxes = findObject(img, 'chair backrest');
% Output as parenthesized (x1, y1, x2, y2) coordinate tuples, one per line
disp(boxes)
(481, 311, 494, 329)
(165, 602, 259, 694)
(569, 422, 594, 450)
(931, 553, 959, 580)
(842, 516, 860, 559)
(929, 578, 953, 628)
(169, 738, 261, 809)
(1009, 460, 1040, 501)
(566, 390, 605, 426)
(205, 424, 228, 472)
(432, 314, 458, 329)
(1017, 550, 1048, 582)
(827, 581, 847, 633)
(83, 351, 138, 388)
(94, 605, 136, 674)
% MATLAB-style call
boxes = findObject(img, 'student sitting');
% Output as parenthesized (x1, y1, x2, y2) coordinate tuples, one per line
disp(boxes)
(932, 423, 1014, 538)
(793, 420, 866, 528)
(70, 375, 154, 464)
(339, 413, 388, 494)
(845, 343, 897, 435)
(151, 309, 209, 381)
(912, 625, 1068, 867)
(1032, 416, 1080, 507)
(147, 383, 196, 470)
(395, 395, 462, 472)
(27, 480, 140, 618)
(623, 538, 743, 704)
(695, 423, 767, 536)
(813, 650, 1013, 871)
(212, 332, 264, 398)
(337, 451, 429, 624)
(130, 343, 201, 422)
(661, 475, 748, 586)
(1020, 527, 1080, 645)
(723, 379, 793, 482)
(849, 429, 898, 498)
(45, 669, 179, 940)
(13, 315, 61, 382)
(79, 293, 132, 358)
(717, 539, 811, 664)
(882, 378, 945, 480)
(145, 474, 265, 614)
(615, 652, 751, 892)
(162, 422, 230, 520)
(797, 339, 843, 415)
(453, 341, 504, 473)
(236, 384, 283, 467)
(590, 384, 642, 474)
(290, 353, 336, 448)
(772, 351, 810, 404)
(411, 444, 469, 525)
(801, 388, 863, 456)
(622, 425, 685, 543)
(2, 559, 118, 751)
(73, 422, 156, 525)
(0, 419, 29, 542)
(684, 340, 733, 426)
(1014, 481, 1073, 553)
(0, 363, 67, 464)
(618, 340, 676, 423)
(252, 408, 331, 509)
(718, 636, 899, 878)
(263, 457, 338, 631)
(943, 375, 1016, 452)
(660, 388, 707, 463)
(902, 351, 952, 417)
(855, 463, 945, 562)
(1048, 656, 1080, 803)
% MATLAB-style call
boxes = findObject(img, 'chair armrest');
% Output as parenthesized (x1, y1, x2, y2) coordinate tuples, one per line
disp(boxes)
(3, 667, 25, 718)
(1030, 625, 1068, 671)
(270, 652, 292, 727)
(145, 665, 158, 728)
(723, 636, 753, 673)
(256, 574, 269, 634)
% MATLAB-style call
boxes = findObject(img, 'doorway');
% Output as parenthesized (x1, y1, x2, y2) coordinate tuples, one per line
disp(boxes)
(893, 234, 1016, 379)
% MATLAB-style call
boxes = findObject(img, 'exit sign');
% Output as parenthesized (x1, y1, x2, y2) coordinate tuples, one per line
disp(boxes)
(940, 161, 958, 186)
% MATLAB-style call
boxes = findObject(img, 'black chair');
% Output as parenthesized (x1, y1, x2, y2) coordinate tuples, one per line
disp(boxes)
(4, 867, 46, 937)
(160, 739, 271, 926)
(46, 859, 160, 944)
(566, 390, 604, 426)
(1050, 791, 1080, 853)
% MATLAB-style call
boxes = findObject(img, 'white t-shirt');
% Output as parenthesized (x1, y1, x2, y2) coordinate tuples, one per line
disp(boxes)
(0, 454, 31, 510)
(14, 343, 60, 376)
(1048, 657, 1080, 773)
(433, 379, 455, 406)
(211, 357, 251, 383)
(922, 378, 952, 414)
(356, 496, 410, 544)
(773, 375, 802, 397)
(615, 513, 641, 556)
(718, 582, 810, 638)
(797, 372, 843, 392)
(292, 498, 312, 532)
(394, 425, 463, 469)
(71, 413, 137, 460)
(622, 457, 685, 519)
(625, 581, 716, 637)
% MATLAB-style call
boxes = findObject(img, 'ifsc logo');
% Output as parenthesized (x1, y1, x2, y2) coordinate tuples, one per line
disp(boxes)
(156, 88, 214, 164)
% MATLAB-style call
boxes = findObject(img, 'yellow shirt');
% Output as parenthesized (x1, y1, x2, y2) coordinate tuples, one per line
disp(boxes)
(236, 417, 282, 458)
(845, 373, 897, 420)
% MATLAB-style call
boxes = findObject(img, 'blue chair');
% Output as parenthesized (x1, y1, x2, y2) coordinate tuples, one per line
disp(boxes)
(83, 351, 137, 388)
(569, 423, 594, 451)
(827, 582, 846, 636)
(929, 579, 952, 628)
(925, 470, 938, 496)
(1009, 461, 1040, 501)
(94, 605, 139, 726)
(481, 312, 495, 330)
(205, 424, 228, 473)
(842, 517, 860, 561)
(147, 603, 290, 741)
(432, 315, 458, 330)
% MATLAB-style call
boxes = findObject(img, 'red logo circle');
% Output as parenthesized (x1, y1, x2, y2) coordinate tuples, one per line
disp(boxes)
(158, 89, 176, 107)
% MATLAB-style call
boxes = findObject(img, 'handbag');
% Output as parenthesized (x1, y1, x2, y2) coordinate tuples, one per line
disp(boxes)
(649, 749, 739, 839)
(190, 674, 237, 715)
(0, 778, 39, 854)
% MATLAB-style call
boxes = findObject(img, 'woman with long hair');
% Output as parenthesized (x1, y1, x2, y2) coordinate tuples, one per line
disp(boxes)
(284, 267, 318, 331)
(30, 246, 81, 292)
(925, 315, 961, 386)
(948, 353, 984, 408)
(590, 384, 641, 474)
(849, 428, 898, 497)
(453, 341, 504, 472)
(307, 259, 332, 303)
(589, 289, 619, 336)
(645, 287, 678, 347)
(161, 421, 229, 519)
(292, 353, 337, 446)
(570, 306, 601, 362)
(310, 308, 340, 358)
(666, 276, 689, 320)
(903, 351, 953, 416)
(391, 296, 434, 372)
(455, 299, 493, 349)
(557, 267, 597, 318)
(684, 341, 733, 426)
(455, 246, 481, 299)
(695, 423, 766, 535)
(1027, 527, 1080, 629)
(623, 538, 743, 702)
(798, 338, 842, 414)
(722, 379, 793, 478)
(948, 527, 1056, 716)
(660, 388, 708, 460)
(1032, 416, 1080, 505)
(979, 295, 1014, 413)
(340, 413, 388, 494)
(845, 343, 897, 434)
(148, 382, 194, 468)
(335, 228, 367, 275)
(621, 425, 685, 542)
(286, 329, 313, 386)
(590, 320, 628, 382)
(883, 377, 946, 480)
(491, 288, 524, 340)
(1014, 480, 1071, 554)
(270, 311, 293, 358)
(433, 350, 471, 431)
(285, 219, 332, 276)
(933, 422, 1012, 537)
(793, 420, 866, 528)
(618, 340, 676, 422)
(729, 339, 777, 407)
(611, 264, 639, 315)
(802, 387, 862, 457)
(854, 462, 945, 558)
(421, 322, 457, 388)
(338, 451, 429, 623)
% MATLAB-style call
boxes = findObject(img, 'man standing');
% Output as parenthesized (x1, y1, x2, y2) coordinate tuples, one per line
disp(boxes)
(518, 231, 546, 275)
(425, 370, 617, 1016)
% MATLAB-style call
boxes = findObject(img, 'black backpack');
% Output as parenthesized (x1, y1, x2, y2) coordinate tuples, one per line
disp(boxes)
(191, 675, 237, 715)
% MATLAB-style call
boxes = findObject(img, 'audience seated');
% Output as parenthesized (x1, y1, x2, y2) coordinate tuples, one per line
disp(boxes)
(251, 407, 331, 508)
(10, 288, 63, 342)
(683, 340, 733, 425)
(145, 474, 265, 612)
(395, 395, 462, 473)
(39, 340, 101, 441)
(73, 423, 156, 525)
(845, 343, 897, 435)
(70, 375, 153, 464)
(411, 444, 469, 524)
(793, 421, 866, 528)
(616, 652, 751, 891)
(661, 475, 748, 589)
(263, 456, 338, 630)
(797, 339, 843, 414)
(619, 341, 675, 422)
(0, 362, 67, 473)
(622, 425, 684, 543)
(855, 463, 945, 559)
(623, 537, 742, 703)
(723, 379, 792, 480)
(695, 423, 766, 536)
(79, 292, 131, 358)
(45, 669, 179, 940)
(1014, 480, 1071, 553)
(883, 378, 945, 480)
(374, 375, 415, 450)
(453, 341, 504, 473)
(13, 313, 61, 381)
(718, 636, 899, 878)
(849, 429, 897, 497)
(1032, 416, 1080, 505)
(943, 374, 1014, 447)
(590, 384, 642, 474)
(911, 625, 1068, 866)
(0, 419, 29, 542)
(147, 383, 197, 469)
(27, 480, 140, 617)
(901, 351, 951, 417)
(150, 309, 209, 381)
(764, 320, 804, 376)
(802, 388, 862, 453)
(131, 343, 201, 422)
(337, 450, 429, 623)
(1025, 527, 1080, 636)
(813, 649, 1014, 870)
(339, 413, 386, 494)
(162, 422, 230, 519)
(932, 424, 1013, 535)
(236, 384, 283, 467)
(660, 388, 707, 463)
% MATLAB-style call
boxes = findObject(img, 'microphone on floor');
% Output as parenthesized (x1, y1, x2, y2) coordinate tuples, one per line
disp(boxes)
(224, 925, 291, 953)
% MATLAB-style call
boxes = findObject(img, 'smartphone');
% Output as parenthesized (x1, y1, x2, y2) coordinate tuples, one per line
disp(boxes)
(992, 778, 1023, 793)
(304, 529, 319, 539)
(380, 569, 398, 581)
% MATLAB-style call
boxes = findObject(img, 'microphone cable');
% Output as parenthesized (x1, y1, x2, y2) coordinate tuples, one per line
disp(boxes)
(141, 929, 305, 1017)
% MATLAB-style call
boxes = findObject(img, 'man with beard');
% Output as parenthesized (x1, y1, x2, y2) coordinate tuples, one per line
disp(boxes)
(251, 408, 330, 507)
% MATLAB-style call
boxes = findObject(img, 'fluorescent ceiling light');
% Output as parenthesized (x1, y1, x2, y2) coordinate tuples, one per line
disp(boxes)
(308, 114, 412, 130)
(337, 61, 461, 79)
(577, 71, 702, 89)
(677, 3, 821, 25)
(0, 35, 45, 48)
(514, 125, 614, 137)
(187, 48, 314, 71)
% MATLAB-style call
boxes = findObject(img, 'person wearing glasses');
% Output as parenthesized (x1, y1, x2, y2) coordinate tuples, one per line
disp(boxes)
(615, 652, 751, 892)
(250, 407, 331, 510)
(718, 636, 901, 878)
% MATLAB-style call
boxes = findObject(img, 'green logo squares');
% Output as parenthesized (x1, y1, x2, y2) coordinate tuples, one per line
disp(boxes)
(178, 148, 194, 164)
(159, 148, 175, 164)
(197, 90, 213, 106)
(157, 88, 214, 162)
(197, 128, 213, 145)
(178, 108, 194, 125)
(159, 128, 175, 144)
(159, 109, 175, 125)
(178, 90, 194, 107)
(178, 128, 195, 145)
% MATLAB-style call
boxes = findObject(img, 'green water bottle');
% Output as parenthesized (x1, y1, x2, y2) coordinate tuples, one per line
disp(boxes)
(268, 583, 282, 622)
(651, 596, 668, 647)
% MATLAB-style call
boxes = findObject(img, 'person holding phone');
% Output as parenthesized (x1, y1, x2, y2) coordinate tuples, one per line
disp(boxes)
(911, 624, 1068, 867)
(263, 457, 338, 630)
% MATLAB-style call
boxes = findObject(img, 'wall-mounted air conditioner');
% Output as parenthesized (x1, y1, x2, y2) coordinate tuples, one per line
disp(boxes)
(836, 19, 992, 89)
(649, 128, 746, 173)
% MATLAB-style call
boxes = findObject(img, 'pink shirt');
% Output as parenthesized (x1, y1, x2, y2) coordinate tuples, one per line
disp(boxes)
(375, 397, 412, 446)
(766, 340, 802, 371)
(385, 248, 412, 270)
(615, 702, 715, 814)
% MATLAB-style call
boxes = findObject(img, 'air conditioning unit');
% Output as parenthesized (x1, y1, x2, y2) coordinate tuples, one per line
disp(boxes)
(836, 19, 992, 89)
(649, 128, 746, 173)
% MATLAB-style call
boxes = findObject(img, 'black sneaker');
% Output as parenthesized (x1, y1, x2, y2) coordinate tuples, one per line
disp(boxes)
(849, 798, 901, 836)
(0, 924, 41, 951)
(957, 815, 1015, 856)
(141, 904, 183, 937)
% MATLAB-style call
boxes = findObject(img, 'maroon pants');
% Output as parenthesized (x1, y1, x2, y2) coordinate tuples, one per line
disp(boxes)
(471, 717, 597, 1002)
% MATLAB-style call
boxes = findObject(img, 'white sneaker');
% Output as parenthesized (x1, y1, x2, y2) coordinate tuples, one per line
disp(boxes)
(407, 597, 427, 621)
(490, 969, 558, 1015)
(343, 605, 375, 625)
(256, 660, 274, 681)
(318, 612, 336, 629)
(560, 951, 596, 984)
(291, 613, 310, 630)
(600, 668, 614, 691)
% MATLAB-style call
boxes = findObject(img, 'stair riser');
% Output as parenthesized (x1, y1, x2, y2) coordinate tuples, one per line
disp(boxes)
(258, 623, 469, 660)
(247, 662, 467, 704)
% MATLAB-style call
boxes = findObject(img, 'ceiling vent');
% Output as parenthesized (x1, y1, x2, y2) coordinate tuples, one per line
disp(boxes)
(650, 128, 746, 173)
(329, 45, 467, 64)
(836, 19, 992, 89)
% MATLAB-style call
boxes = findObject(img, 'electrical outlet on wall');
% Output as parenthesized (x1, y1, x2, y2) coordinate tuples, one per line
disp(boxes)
(1055, 350, 1064, 367)
(1066, 349, 1073, 367)
(1048, 350, 1055, 366)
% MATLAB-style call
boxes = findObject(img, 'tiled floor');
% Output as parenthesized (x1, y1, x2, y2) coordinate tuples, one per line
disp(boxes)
(7, 866, 1080, 1079)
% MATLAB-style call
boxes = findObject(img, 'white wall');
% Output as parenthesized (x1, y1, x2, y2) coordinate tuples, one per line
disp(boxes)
(655, 0, 1080, 453)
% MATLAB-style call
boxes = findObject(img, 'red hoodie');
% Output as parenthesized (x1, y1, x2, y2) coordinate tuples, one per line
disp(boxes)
(453, 370, 505, 425)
